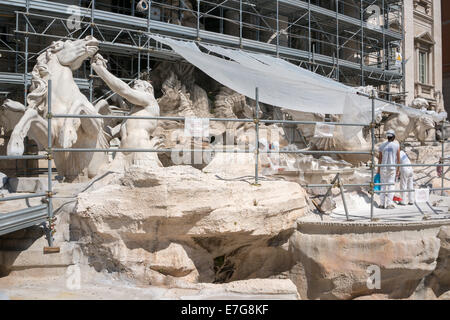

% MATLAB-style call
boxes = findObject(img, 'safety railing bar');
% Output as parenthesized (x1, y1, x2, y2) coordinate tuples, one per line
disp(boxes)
(374, 187, 450, 194)
(376, 164, 450, 167)
(52, 148, 372, 155)
(0, 193, 46, 202)
(0, 155, 47, 160)
(403, 140, 447, 143)
(271, 150, 371, 155)
(0, 205, 48, 220)
(259, 119, 367, 127)
(50, 114, 370, 127)
(53, 148, 249, 153)
(305, 183, 395, 188)
(52, 114, 253, 123)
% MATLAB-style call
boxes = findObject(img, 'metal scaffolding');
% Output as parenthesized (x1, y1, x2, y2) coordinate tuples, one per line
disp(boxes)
(0, 0, 404, 97)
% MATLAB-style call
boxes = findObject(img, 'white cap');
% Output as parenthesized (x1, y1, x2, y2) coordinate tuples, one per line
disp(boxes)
(386, 129, 395, 137)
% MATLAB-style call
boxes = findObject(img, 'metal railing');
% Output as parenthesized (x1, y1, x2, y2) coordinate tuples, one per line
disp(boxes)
(1, 80, 448, 247)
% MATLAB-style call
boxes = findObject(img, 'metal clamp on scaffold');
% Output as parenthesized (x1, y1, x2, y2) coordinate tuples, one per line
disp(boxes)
(48, 216, 57, 236)
(368, 182, 375, 196)
(333, 180, 340, 189)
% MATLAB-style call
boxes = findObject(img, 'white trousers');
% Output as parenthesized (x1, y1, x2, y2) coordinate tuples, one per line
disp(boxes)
(380, 169, 396, 207)
(400, 169, 414, 204)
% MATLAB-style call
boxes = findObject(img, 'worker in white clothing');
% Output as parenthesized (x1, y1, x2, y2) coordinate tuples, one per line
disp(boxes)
(399, 149, 414, 205)
(377, 129, 400, 209)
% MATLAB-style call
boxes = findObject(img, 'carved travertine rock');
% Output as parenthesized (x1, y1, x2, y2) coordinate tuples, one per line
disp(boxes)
(289, 223, 442, 300)
(214, 86, 258, 123)
(72, 165, 309, 285)
(429, 226, 450, 295)
(285, 110, 371, 164)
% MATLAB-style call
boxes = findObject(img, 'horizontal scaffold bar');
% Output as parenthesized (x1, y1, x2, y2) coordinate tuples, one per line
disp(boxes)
(0, 155, 47, 160)
(52, 148, 372, 155)
(0, 204, 48, 236)
(305, 182, 395, 188)
(51, 113, 370, 127)
(374, 187, 450, 194)
(0, 193, 47, 202)
(376, 164, 450, 167)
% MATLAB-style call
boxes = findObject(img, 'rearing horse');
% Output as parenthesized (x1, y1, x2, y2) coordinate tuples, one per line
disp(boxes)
(6, 36, 109, 182)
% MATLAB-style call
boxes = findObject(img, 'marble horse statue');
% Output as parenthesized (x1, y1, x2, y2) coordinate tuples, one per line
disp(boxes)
(3, 36, 110, 181)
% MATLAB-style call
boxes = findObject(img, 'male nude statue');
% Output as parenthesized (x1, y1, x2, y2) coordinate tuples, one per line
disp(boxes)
(91, 53, 162, 168)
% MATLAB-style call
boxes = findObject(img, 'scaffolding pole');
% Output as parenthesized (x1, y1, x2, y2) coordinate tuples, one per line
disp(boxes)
(46, 79, 54, 248)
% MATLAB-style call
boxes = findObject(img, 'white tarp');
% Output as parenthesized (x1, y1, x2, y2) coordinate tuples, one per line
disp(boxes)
(151, 35, 358, 115)
(150, 35, 447, 132)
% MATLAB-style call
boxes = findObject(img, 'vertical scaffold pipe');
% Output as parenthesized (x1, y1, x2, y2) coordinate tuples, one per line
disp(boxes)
(90, 0, 95, 102)
(24, 0, 30, 104)
(197, 0, 200, 40)
(442, 121, 445, 196)
(138, 35, 141, 78)
(370, 89, 376, 221)
(276, 0, 279, 57)
(147, 0, 151, 74)
(239, 0, 242, 48)
(47, 79, 54, 247)
(254, 87, 260, 185)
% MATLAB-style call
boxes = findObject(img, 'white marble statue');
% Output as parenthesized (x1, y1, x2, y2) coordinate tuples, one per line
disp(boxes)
(410, 97, 430, 110)
(91, 53, 163, 168)
(383, 110, 435, 145)
(283, 109, 377, 165)
(3, 36, 110, 181)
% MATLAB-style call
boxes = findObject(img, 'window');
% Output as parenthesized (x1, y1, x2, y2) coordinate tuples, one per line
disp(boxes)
(419, 51, 428, 84)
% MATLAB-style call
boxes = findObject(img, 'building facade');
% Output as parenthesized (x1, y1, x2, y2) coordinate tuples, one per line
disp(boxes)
(404, 0, 443, 111)
(443, 0, 450, 115)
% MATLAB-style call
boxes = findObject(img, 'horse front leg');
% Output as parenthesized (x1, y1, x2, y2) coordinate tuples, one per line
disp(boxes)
(59, 100, 103, 148)
(7, 108, 49, 155)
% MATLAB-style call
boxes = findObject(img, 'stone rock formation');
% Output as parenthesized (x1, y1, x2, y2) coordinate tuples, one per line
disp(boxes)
(289, 220, 447, 299)
(284, 110, 372, 165)
(71, 165, 309, 285)
(425, 226, 450, 296)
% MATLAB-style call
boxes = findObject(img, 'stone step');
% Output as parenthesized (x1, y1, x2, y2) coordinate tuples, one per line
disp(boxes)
(6, 177, 51, 193)
(0, 242, 78, 277)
